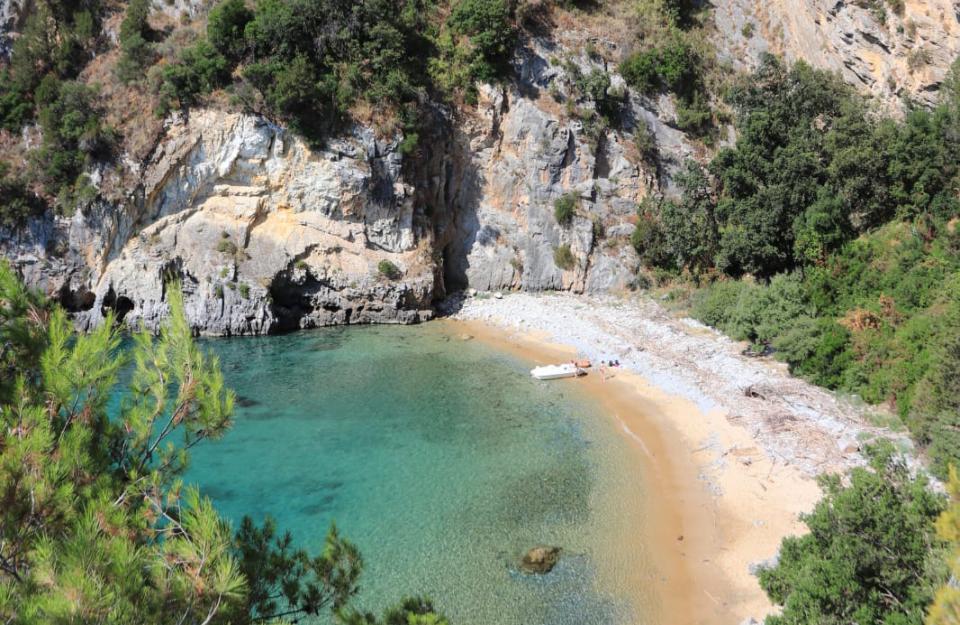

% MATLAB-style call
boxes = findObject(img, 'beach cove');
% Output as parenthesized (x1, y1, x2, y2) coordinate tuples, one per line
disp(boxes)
(448, 291, 907, 624)
(186, 323, 666, 625)
(184, 290, 894, 625)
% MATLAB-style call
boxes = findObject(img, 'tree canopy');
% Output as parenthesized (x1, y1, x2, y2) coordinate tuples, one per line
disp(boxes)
(759, 444, 946, 625)
(0, 262, 445, 624)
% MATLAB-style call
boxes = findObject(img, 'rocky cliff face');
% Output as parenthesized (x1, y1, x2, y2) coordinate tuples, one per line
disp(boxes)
(2, 112, 436, 334)
(713, 0, 960, 110)
(2, 31, 686, 335)
(431, 37, 691, 297)
(3, 0, 959, 334)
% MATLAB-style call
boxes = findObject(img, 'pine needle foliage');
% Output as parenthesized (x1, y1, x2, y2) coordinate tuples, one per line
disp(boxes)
(928, 466, 960, 625)
(0, 262, 445, 625)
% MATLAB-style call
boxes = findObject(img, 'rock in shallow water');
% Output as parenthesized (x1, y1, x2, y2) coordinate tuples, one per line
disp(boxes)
(520, 545, 561, 574)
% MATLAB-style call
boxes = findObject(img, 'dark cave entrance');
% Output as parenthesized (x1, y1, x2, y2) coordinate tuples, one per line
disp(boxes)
(101, 287, 134, 323)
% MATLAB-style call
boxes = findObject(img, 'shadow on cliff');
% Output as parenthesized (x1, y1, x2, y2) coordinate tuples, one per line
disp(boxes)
(410, 104, 489, 314)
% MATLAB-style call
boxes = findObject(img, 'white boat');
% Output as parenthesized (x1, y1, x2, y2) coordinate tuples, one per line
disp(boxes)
(530, 363, 583, 380)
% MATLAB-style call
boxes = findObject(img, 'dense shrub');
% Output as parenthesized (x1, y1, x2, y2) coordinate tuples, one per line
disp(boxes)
(553, 193, 577, 225)
(553, 244, 576, 270)
(447, 0, 515, 83)
(567, 67, 623, 123)
(619, 33, 711, 136)
(207, 0, 252, 61)
(378, 259, 401, 279)
(0, 0, 101, 129)
(0, 165, 45, 228)
(619, 50, 659, 94)
(31, 78, 115, 210)
(620, 36, 697, 97)
(630, 208, 670, 268)
(428, 0, 515, 99)
(632, 163, 717, 275)
(759, 443, 946, 625)
(243, 55, 343, 138)
(773, 316, 852, 389)
(116, 0, 155, 82)
(157, 38, 230, 114)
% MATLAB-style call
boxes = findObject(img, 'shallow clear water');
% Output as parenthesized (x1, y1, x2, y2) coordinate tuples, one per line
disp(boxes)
(187, 324, 656, 625)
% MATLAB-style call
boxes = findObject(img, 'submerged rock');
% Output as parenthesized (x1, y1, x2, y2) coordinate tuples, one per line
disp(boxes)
(520, 545, 561, 574)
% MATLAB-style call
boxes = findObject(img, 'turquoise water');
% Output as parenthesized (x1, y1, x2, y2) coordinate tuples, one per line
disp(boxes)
(187, 324, 657, 625)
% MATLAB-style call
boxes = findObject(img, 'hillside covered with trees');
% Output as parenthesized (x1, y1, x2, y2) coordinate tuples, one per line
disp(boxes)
(630, 53, 960, 476)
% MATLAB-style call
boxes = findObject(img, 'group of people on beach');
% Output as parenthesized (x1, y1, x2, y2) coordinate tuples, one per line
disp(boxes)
(597, 358, 621, 382)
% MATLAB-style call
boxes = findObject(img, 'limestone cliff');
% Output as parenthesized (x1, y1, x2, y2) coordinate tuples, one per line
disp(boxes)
(2, 112, 435, 334)
(432, 37, 691, 297)
(2, 31, 684, 335)
(713, 0, 960, 110)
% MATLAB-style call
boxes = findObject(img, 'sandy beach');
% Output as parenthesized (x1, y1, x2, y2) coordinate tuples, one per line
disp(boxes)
(440, 291, 911, 624)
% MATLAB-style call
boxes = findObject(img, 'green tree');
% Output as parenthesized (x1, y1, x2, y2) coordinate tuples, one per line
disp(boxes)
(759, 443, 946, 625)
(916, 318, 960, 477)
(447, 0, 515, 83)
(158, 38, 231, 113)
(928, 466, 960, 625)
(0, 263, 446, 624)
(117, 0, 155, 82)
(207, 0, 253, 62)
(0, 164, 45, 228)
(31, 78, 115, 211)
(0, 0, 101, 130)
(0, 272, 244, 622)
(658, 161, 718, 274)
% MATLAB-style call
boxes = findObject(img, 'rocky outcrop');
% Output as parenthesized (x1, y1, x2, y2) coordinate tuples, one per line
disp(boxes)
(3, 33, 680, 335)
(520, 545, 562, 574)
(432, 37, 687, 297)
(713, 0, 960, 110)
(2, 112, 435, 334)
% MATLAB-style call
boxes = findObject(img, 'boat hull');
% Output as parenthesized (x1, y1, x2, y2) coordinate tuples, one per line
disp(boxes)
(530, 364, 582, 380)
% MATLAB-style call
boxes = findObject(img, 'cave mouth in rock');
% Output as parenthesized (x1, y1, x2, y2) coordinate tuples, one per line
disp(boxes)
(101, 288, 135, 323)
(57, 284, 96, 312)
(268, 271, 338, 332)
(442, 242, 469, 295)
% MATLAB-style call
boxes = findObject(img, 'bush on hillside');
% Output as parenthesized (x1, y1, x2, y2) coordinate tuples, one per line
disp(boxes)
(447, 0, 515, 83)
(0, 165, 45, 228)
(759, 443, 946, 625)
(554, 193, 578, 226)
(157, 38, 230, 114)
(31, 78, 115, 210)
(378, 259, 401, 279)
(116, 0, 155, 82)
(553, 244, 576, 270)
(207, 0, 252, 61)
